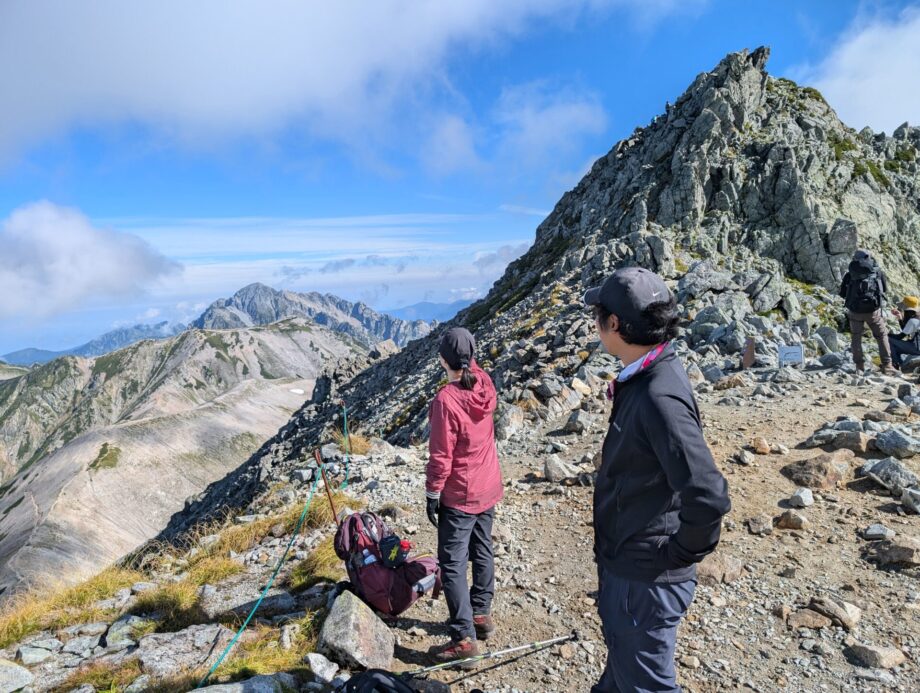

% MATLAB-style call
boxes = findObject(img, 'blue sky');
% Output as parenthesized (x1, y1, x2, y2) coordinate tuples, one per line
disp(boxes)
(1, 0, 919, 353)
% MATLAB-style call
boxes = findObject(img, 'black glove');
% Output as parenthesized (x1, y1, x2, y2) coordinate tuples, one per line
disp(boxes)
(426, 496, 440, 528)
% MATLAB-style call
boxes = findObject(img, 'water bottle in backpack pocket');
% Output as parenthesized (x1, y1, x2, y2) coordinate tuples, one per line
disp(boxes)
(333, 510, 441, 617)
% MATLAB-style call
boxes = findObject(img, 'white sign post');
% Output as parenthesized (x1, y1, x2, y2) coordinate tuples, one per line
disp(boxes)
(778, 344, 805, 368)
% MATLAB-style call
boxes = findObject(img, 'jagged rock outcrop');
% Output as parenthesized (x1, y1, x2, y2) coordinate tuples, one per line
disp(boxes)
(193, 283, 431, 348)
(156, 46, 920, 540)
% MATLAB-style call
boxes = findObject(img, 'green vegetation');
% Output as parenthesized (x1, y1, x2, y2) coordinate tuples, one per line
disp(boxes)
(53, 658, 145, 692)
(895, 146, 916, 162)
(93, 351, 124, 380)
(852, 161, 868, 178)
(89, 442, 121, 471)
(801, 86, 827, 105)
(0, 567, 144, 648)
(288, 536, 342, 591)
(829, 133, 857, 161)
(866, 160, 891, 187)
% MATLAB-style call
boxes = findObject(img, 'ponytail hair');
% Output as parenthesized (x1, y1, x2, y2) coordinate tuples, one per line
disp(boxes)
(459, 364, 478, 391)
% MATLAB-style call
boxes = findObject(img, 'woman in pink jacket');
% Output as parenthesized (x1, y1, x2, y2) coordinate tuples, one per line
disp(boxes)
(425, 327, 503, 667)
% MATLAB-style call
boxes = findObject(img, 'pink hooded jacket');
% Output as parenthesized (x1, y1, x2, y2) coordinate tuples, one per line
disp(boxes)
(426, 361, 503, 514)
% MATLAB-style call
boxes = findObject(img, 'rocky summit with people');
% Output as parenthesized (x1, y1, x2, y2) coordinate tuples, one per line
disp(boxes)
(1, 46, 920, 692)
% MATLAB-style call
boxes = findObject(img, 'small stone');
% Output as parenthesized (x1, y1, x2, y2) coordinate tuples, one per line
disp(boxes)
(863, 523, 895, 540)
(16, 646, 52, 665)
(783, 450, 853, 490)
(62, 634, 101, 656)
(304, 652, 340, 683)
(679, 655, 701, 669)
(875, 428, 920, 459)
(775, 510, 808, 530)
(752, 437, 771, 455)
(847, 643, 906, 669)
(544, 455, 578, 483)
(697, 552, 743, 585)
(130, 582, 158, 595)
(735, 450, 755, 466)
(787, 608, 832, 630)
(809, 597, 862, 631)
(746, 514, 773, 536)
(558, 644, 576, 660)
(865, 536, 920, 566)
(788, 488, 814, 508)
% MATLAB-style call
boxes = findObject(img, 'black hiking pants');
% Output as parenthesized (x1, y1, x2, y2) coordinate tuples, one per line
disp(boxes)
(437, 505, 495, 641)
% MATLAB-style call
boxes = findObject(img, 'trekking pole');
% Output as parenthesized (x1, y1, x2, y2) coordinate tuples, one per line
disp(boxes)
(315, 448, 341, 528)
(404, 631, 578, 677)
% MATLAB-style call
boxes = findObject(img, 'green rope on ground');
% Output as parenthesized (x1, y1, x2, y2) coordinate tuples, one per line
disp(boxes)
(196, 473, 322, 688)
(340, 402, 350, 489)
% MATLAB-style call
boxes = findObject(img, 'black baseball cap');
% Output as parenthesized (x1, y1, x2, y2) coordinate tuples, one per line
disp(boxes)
(583, 267, 672, 323)
(439, 327, 475, 370)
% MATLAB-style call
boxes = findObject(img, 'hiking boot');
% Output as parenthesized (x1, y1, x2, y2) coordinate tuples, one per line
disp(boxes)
(881, 365, 896, 377)
(474, 614, 496, 640)
(428, 637, 480, 670)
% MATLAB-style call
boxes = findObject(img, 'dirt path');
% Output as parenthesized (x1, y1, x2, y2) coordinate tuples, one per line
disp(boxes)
(372, 369, 920, 692)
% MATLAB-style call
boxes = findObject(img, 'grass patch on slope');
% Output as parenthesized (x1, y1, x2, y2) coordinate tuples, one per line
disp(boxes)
(0, 567, 144, 649)
(288, 536, 342, 592)
(89, 442, 121, 471)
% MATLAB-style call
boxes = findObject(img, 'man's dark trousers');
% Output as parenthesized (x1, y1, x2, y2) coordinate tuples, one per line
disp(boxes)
(592, 566, 696, 693)
(438, 505, 495, 641)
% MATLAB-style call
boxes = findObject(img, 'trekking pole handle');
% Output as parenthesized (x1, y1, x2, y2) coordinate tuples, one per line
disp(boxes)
(315, 448, 341, 528)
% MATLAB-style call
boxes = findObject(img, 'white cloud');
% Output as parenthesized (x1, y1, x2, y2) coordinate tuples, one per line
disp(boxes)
(473, 243, 531, 272)
(793, 8, 920, 133)
(493, 81, 607, 170)
(0, 0, 692, 163)
(0, 201, 181, 319)
(421, 115, 482, 175)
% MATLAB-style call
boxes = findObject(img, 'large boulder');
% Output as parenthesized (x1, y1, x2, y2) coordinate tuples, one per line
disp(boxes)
(136, 624, 234, 679)
(317, 590, 394, 670)
(864, 536, 920, 567)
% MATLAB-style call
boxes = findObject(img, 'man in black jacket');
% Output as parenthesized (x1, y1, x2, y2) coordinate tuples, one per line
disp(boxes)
(839, 249, 892, 374)
(584, 267, 731, 693)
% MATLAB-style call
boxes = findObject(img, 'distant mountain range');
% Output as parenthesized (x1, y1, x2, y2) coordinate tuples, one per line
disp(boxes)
(193, 283, 431, 347)
(2, 322, 185, 366)
(4, 283, 434, 366)
(385, 300, 473, 322)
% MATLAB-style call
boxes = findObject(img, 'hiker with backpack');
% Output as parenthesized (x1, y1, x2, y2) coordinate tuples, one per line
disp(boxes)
(888, 295, 920, 371)
(425, 327, 503, 667)
(584, 267, 731, 693)
(839, 249, 893, 375)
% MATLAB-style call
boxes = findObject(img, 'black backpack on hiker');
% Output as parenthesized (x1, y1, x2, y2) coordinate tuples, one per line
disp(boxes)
(845, 257, 883, 313)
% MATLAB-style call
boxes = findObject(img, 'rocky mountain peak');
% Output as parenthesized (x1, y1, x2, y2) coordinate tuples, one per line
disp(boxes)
(158, 46, 920, 545)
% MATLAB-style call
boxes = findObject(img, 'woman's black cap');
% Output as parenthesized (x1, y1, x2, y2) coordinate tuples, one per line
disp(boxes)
(439, 327, 476, 370)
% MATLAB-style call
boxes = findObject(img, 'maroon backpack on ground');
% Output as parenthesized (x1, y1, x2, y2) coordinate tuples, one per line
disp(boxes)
(333, 511, 441, 617)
